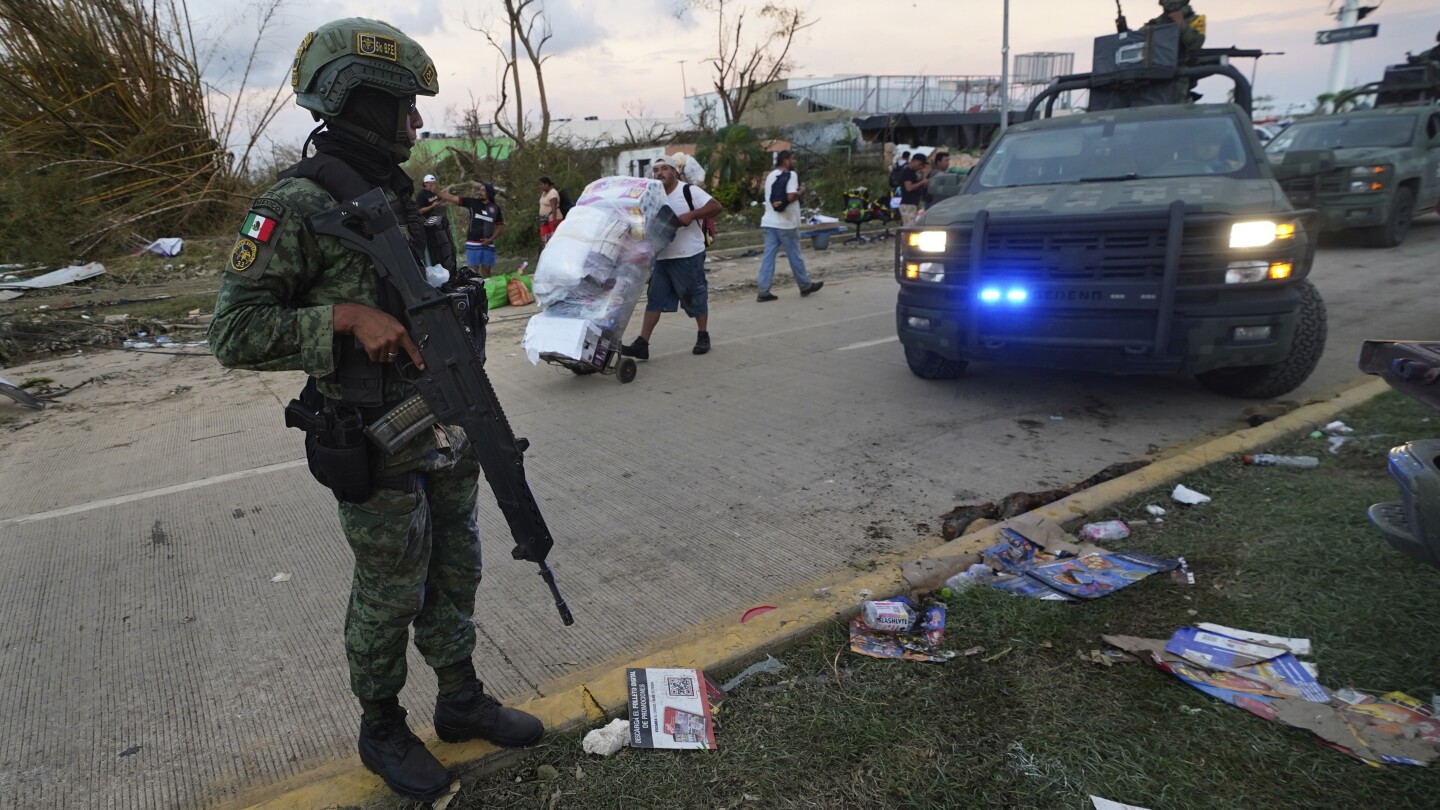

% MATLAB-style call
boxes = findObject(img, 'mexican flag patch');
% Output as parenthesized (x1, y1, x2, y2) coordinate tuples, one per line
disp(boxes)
(241, 211, 277, 243)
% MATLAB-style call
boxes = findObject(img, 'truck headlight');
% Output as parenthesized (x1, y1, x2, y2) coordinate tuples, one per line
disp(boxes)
(1229, 220, 1297, 248)
(904, 263, 945, 281)
(1347, 165, 1388, 193)
(1225, 260, 1292, 284)
(907, 231, 947, 252)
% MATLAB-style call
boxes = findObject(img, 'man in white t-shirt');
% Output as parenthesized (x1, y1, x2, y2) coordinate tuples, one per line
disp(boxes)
(621, 155, 723, 359)
(757, 150, 823, 302)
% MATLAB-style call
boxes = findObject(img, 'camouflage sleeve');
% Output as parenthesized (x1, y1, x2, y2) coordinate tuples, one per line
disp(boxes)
(208, 184, 338, 378)
(1180, 16, 1206, 51)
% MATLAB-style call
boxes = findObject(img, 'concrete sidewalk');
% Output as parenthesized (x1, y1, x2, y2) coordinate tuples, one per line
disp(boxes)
(221, 376, 1392, 809)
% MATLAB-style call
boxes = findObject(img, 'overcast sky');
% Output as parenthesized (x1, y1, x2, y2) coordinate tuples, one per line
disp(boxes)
(191, 0, 1440, 148)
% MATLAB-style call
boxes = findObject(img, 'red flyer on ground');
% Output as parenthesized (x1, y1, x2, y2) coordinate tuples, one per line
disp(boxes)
(626, 667, 723, 750)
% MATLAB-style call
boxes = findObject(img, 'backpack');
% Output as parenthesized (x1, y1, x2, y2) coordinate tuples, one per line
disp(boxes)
(768, 170, 793, 213)
(681, 184, 716, 247)
(556, 188, 574, 217)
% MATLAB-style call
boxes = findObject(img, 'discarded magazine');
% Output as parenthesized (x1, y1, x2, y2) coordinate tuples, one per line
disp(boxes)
(1105, 626, 1440, 767)
(625, 667, 725, 750)
(982, 527, 1180, 602)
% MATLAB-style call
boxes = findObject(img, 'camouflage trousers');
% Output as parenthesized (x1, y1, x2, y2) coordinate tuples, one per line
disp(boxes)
(336, 438, 482, 703)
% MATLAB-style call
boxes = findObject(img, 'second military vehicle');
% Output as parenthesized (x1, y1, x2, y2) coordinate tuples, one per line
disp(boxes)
(899, 25, 1325, 399)
(1268, 62, 1440, 248)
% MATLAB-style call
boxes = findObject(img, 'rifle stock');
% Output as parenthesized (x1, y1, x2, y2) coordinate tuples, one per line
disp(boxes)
(310, 188, 574, 627)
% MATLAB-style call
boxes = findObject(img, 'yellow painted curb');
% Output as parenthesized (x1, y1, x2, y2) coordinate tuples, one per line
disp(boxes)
(222, 376, 1392, 809)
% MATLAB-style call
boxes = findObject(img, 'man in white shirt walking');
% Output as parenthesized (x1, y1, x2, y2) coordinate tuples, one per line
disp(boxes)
(757, 150, 823, 302)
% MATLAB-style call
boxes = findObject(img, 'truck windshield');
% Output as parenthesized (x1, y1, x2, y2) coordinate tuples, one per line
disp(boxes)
(973, 116, 1255, 189)
(1266, 116, 1415, 152)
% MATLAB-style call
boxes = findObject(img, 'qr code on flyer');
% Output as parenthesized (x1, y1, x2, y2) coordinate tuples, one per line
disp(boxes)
(665, 676, 695, 698)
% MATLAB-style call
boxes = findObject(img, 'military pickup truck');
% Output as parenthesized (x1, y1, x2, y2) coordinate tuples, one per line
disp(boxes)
(898, 27, 1325, 399)
(1267, 105, 1440, 248)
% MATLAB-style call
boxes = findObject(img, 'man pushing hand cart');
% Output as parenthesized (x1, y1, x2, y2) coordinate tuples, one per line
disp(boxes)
(521, 176, 681, 384)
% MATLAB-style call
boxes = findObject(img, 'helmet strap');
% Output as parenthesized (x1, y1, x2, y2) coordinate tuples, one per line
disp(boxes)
(326, 116, 411, 162)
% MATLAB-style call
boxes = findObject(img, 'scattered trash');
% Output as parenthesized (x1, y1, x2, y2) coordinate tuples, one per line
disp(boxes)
(1091, 796, 1152, 810)
(0, 375, 44, 410)
(625, 667, 724, 750)
(118, 745, 141, 757)
(103, 314, 130, 324)
(941, 563, 994, 597)
(1171, 484, 1211, 505)
(141, 238, 184, 257)
(1145, 505, 1166, 517)
(1328, 436, 1352, 454)
(721, 655, 785, 693)
(431, 781, 462, 810)
(0, 262, 105, 290)
(960, 645, 987, 657)
(1170, 557, 1195, 586)
(850, 597, 955, 662)
(1104, 628, 1440, 767)
(582, 718, 631, 756)
(1194, 623, 1311, 656)
(812, 587, 831, 598)
(270, 572, 291, 583)
(1323, 421, 1355, 436)
(1243, 454, 1319, 468)
(860, 599, 914, 632)
(536, 764, 559, 781)
(1078, 520, 1131, 542)
(740, 605, 776, 623)
(982, 527, 1180, 601)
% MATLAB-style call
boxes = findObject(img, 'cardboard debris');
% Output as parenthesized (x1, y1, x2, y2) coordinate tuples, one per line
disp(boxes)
(1195, 623, 1312, 656)
(1103, 628, 1440, 767)
(0, 262, 105, 290)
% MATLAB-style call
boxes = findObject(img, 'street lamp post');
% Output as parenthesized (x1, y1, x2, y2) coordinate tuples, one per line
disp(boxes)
(999, 0, 1011, 136)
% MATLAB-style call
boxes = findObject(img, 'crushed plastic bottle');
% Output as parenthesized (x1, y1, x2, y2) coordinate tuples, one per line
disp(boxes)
(941, 563, 995, 598)
(1242, 454, 1319, 468)
(1078, 520, 1131, 542)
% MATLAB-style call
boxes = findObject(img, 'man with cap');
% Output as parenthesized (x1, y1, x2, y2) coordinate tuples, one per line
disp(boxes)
(416, 174, 457, 271)
(208, 17, 542, 803)
(620, 154, 722, 359)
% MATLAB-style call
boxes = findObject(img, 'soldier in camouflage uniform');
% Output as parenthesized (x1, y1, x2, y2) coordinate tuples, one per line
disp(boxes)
(1148, 0, 1207, 103)
(207, 17, 541, 803)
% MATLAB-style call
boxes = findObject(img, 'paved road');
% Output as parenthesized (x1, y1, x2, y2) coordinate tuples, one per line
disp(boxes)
(1, 217, 1437, 808)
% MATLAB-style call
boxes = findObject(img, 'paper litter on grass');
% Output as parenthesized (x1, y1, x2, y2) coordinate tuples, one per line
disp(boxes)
(626, 667, 724, 750)
(1172, 484, 1211, 505)
(1195, 623, 1312, 656)
(1091, 798, 1152, 810)
(849, 597, 956, 662)
(1104, 628, 1440, 767)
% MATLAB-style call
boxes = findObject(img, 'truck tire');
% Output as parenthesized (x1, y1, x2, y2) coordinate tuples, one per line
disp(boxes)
(905, 346, 968, 380)
(1195, 281, 1327, 399)
(1365, 186, 1415, 248)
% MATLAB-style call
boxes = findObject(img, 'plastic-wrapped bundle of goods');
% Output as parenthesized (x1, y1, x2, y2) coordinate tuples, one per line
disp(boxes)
(525, 177, 680, 365)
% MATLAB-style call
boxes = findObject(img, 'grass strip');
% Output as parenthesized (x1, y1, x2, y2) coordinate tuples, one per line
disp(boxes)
(398, 393, 1440, 809)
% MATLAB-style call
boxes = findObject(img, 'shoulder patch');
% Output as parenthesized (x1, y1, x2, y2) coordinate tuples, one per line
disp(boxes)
(229, 237, 261, 277)
(226, 196, 291, 279)
(1191, 14, 1206, 36)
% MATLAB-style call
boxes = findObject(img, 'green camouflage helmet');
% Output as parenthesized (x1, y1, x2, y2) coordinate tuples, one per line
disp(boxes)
(1159, 0, 1190, 12)
(291, 17, 439, 118)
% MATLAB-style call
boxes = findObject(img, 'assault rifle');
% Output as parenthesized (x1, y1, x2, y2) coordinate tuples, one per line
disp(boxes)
(310, 188, 574, 627)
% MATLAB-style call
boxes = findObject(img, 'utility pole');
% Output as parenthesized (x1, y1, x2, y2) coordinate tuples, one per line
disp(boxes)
(1325, 0, 1359, 106)
(999, 0, 1011, 136)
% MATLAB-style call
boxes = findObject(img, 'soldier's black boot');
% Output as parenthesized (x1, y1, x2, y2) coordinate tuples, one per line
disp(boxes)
(357, 706, 450, 802)
(434, 678, 545, 746)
